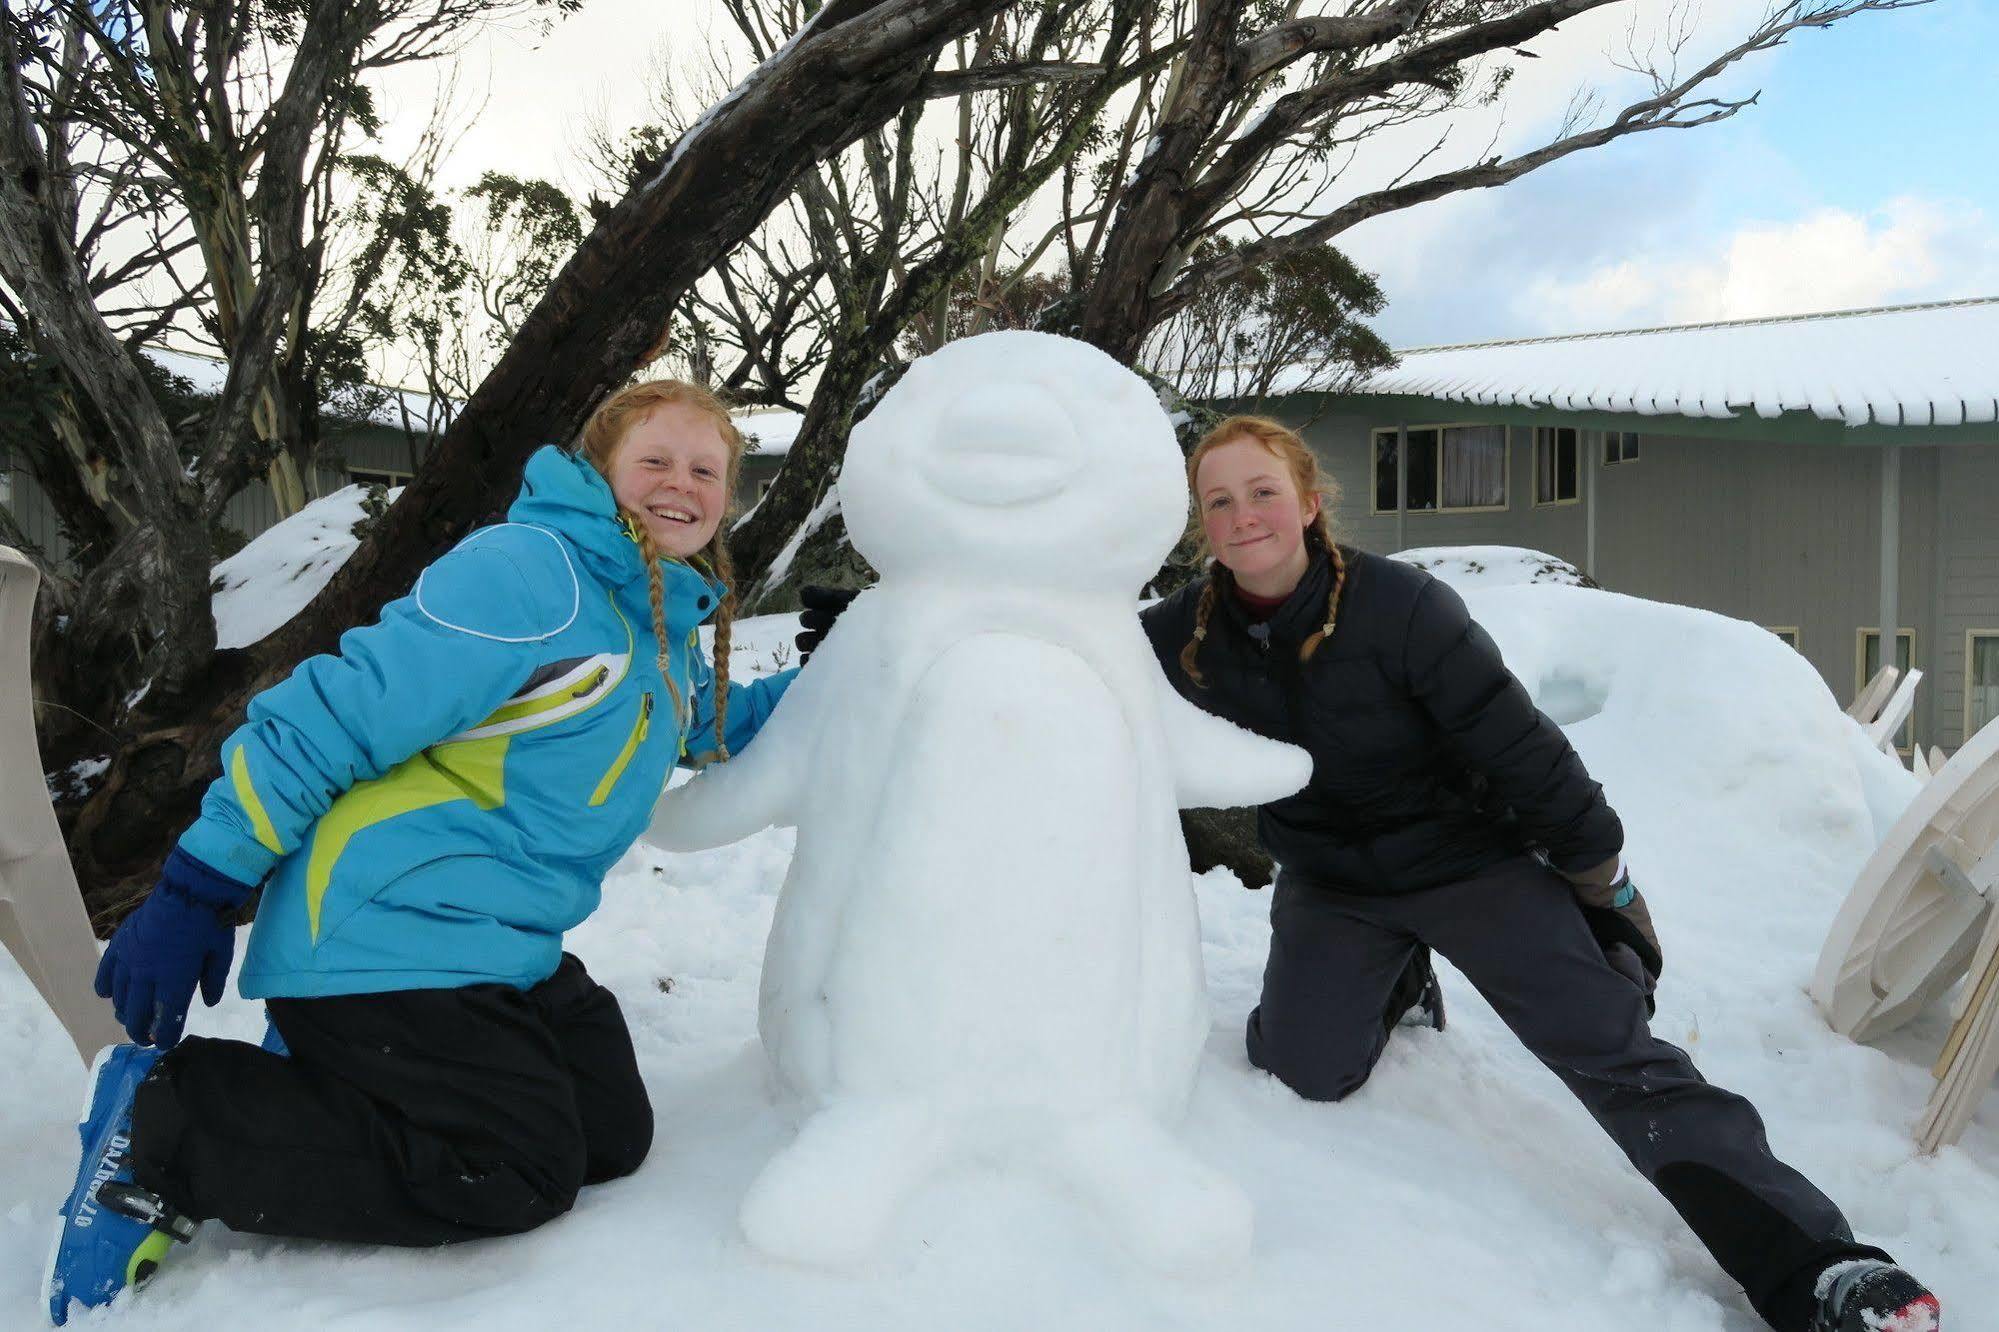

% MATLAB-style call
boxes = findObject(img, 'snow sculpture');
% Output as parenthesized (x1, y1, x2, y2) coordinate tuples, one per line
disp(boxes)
(648, 330, 1311, 1269)
(0, 545, 123, 1062)
(1812, 710, 1999, 1067)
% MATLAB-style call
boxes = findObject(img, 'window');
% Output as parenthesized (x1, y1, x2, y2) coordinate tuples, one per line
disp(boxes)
(1534, 427, 1579, 504)
(1766, 626, 1800, 649)
(1605, 431, 1640, 464)
(1371, 425, 1507, 514)
(1858, 628, 1917, 750)
(349, 468, 410, 489)
(1968, 633, 1999, 742)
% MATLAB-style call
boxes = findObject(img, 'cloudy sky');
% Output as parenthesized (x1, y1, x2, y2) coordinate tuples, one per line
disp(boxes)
(371, 1, 1998, 353)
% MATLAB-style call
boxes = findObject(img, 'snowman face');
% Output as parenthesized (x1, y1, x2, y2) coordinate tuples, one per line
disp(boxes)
(843, 331, 1188, 592)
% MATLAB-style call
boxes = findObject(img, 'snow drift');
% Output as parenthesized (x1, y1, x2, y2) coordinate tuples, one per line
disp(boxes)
(0, 545, 1987, 1329)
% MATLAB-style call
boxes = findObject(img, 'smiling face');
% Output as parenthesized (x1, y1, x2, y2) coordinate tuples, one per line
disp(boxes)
(605, 401, 731, 559)
(1195, 436, 1320, 599)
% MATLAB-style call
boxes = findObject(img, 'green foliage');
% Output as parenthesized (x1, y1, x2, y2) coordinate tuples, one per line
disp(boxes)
(464, 171, 584, 338)
(1156, 238, 1393, 406)
(900, 265, 1077, 357)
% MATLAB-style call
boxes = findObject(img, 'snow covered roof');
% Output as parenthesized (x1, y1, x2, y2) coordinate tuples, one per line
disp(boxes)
(735, 409, 802, 457)
(147, 345, 445, 431)
(1347, 297, 1999, 429)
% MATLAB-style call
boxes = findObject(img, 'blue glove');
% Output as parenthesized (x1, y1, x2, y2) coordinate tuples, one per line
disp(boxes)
(94, 848, 256, 1048)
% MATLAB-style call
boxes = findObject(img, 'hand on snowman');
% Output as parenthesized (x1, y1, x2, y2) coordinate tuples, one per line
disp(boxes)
(796, 585, 860, 665)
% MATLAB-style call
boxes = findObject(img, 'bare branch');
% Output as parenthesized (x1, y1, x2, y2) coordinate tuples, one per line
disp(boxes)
(923, 60, 1106, 96)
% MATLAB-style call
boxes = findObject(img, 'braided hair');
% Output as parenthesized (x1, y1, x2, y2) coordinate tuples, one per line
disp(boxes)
(1180, 414, 1346, 689)
(577, 379, 746, 763)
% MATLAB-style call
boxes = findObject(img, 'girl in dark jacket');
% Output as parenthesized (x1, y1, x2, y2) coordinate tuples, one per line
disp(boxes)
(1138, 415, 1938, 1332)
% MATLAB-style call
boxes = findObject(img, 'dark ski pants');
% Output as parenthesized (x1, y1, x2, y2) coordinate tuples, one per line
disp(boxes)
(128, 953, 653, 1247)
(1245, 856, 1888, 1332)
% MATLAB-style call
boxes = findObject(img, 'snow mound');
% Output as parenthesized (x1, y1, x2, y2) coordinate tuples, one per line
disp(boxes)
(1393, 544, 1591, 590)
(1464, 584, 1915, 908)
(210, 485, 399, 649)
(3, 593, 1988, 1329)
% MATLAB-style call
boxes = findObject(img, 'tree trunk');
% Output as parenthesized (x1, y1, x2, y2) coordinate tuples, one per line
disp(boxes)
(1072, 0, 1243, 363)
(733, 331, 894, 608)
(1180, 808, 1273, 890)
(0, 37, 217, 714)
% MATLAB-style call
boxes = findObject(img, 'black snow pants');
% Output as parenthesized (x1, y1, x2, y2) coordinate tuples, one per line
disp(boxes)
(1245, 856, 1889, 1332)
(127, 953, 653, 1247)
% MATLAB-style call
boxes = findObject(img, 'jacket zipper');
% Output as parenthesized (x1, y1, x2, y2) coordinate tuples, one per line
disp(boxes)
(588, 691, 654, 807)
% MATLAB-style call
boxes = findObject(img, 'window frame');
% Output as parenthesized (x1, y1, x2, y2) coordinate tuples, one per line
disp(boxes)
(1369, 423, 1511, 517)
(348, 466, 413, 489)
(1765, 626, 1800, 650)
(1966, 629, 1999, 744)
(1856, 626, 1919, 752)
(1604, 430, 1641, 465)
(1533, 425, 1582, 507)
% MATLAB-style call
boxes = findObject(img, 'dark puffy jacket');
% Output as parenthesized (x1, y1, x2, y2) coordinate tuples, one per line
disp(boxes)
(1140, 545, 1622, 894)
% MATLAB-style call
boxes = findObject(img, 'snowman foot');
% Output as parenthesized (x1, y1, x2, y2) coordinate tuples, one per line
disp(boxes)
(739, 1098, 945, 1267)
(1047, 1109, 1252, 1275)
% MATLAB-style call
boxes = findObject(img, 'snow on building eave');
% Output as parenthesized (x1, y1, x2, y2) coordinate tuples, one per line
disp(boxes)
(139, 343, 451, 432)
(1333, 296, 1999, 433)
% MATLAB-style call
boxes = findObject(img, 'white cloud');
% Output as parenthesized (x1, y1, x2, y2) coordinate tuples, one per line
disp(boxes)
(1525, 198, 1999, 330)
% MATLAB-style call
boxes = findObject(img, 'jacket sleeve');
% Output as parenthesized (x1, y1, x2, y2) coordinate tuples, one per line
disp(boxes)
(1400, 575, 1623, 874)
(175, 530, 575, 886)
(682, 664, 797, 766)
(1139, 588, 1197, 687)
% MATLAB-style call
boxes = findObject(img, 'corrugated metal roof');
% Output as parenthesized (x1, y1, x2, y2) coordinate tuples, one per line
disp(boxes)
(1336, 297, 1999, 429)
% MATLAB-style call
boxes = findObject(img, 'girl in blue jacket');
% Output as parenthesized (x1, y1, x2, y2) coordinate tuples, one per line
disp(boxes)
(45, 380, 795, 1324)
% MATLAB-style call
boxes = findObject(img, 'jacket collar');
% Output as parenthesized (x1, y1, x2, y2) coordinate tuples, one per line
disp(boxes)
(506, 445, 728, 621)
(1214, 543, 1338, 647)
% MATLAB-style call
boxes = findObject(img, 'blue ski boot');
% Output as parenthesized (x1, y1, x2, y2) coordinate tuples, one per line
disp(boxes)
(43, 1045, 198, 1325)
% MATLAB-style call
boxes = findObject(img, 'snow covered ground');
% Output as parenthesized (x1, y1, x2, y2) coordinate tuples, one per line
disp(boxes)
(6, 530, 1995, 1328)
(1392, 544, 1590, 589)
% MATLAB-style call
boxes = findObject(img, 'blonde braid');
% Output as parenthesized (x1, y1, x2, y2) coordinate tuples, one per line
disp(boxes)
(636, 533, 685, 736)
(702, 537, 739, 764)
(1178, 570, 1224, 689)
(1298, 514, 1345, 664)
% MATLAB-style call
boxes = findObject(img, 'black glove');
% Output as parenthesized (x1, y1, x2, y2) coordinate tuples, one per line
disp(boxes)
(795, 585, 860, 665)
(1573, 867, 1663, 1017)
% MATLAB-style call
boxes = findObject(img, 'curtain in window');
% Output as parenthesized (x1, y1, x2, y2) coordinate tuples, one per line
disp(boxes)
(1442, 425, 1505, 508)
(1972, 637, 1999, 738)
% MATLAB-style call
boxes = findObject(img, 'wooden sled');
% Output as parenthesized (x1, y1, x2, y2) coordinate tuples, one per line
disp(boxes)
(1848, 664, 1900, 725)
(1917, 896, 1999, 1152)
(1812, 711, 1999, 1046)
(0, 546, 122, 1062)
(1864, 667, 1923, 759)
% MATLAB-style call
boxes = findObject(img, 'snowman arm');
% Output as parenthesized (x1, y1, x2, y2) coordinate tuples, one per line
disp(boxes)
(645, 678, 809, 850)
(1152, 672, 1313, 810)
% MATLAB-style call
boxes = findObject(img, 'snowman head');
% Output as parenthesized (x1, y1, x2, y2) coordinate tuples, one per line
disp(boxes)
(842, 331, 1187, 591)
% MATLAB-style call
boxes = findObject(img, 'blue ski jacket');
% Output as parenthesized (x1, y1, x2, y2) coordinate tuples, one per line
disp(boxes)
(177, 445, 795, 999)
